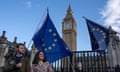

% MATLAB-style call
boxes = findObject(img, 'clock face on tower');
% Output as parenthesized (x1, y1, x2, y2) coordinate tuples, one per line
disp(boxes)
(64, 22, 72, 30)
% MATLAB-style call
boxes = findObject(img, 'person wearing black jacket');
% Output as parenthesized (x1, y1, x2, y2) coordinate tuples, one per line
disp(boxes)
(3, 43, 30, 72)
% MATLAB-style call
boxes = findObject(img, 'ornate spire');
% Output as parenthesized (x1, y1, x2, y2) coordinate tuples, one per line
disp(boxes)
(0, 31, 7, 43)
(67, 4, 73, 15)
(109, 26, 117, 35)
(24, 41, 26, 45)
(2, 31, 6, 38)
(13, 36, 17, 43)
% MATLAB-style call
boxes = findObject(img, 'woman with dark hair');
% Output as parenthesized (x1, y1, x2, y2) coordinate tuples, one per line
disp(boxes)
(31, 51, 54, 72)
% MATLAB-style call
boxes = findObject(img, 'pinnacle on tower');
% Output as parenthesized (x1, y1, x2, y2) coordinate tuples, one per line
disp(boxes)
(13, 36, 17, 43)
(67, 4, 73, 15)
(2, 31, 6, 38)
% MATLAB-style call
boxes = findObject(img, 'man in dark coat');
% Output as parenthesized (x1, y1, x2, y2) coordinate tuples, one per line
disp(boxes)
(3, 43, 30, 72)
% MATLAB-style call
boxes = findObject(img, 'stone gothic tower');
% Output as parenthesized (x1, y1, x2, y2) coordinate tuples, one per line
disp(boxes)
(62, 5, 77, 51)
(108, 27, 120, 67)
(61, 5, 77, 72)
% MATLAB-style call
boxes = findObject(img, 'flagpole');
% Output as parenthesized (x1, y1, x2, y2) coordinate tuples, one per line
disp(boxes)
(27, 8, 48, 50)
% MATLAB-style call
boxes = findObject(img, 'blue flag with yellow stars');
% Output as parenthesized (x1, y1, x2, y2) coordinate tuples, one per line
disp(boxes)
(84, 17, 109, 52)
(32, 13, 72, 63)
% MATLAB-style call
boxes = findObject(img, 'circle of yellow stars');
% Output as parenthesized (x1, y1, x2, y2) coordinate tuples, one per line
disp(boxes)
(41, 29, 57, 51)
(91, 28, 106, 44)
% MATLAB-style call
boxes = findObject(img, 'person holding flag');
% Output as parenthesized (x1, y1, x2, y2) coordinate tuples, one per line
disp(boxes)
(32, 11, 72, 63)
(32, 10, 72, 71)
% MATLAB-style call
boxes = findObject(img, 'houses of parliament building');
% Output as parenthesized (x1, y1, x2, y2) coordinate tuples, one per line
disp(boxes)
(0, 5, 120, 72)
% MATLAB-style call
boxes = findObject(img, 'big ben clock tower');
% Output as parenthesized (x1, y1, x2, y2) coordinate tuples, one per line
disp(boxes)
(62, 5, 77, 51)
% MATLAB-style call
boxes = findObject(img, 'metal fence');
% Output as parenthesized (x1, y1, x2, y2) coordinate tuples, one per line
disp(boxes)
(51, 51, 120, 72)
(0, 51, 120, 72)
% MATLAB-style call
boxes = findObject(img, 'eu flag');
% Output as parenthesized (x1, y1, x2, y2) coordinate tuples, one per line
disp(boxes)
(32, 13, 72, 63)
(84, 17, 109, 52)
